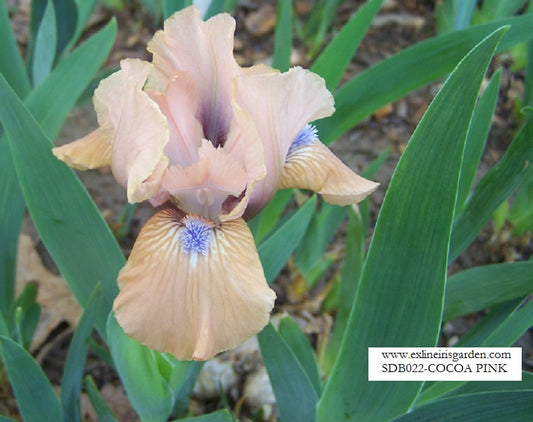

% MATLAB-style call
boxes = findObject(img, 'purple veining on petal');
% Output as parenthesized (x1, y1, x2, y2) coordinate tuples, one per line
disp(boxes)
(288, 124, 318, 154)
(180, 215, 214, 255)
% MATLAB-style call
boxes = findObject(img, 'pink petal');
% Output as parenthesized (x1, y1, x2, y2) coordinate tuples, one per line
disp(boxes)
(148, 189, 171, 208)
(280, 139, 379, 205)
(149, 72, 203, 167)
(93, 58, 151, 131)
(232, 67, 335, 217)
(147, 6, 239, 146)
(242, 63, 280, 76)
(221, 102, 266, 222)
(52, 128, 111, 170)
(101, 59, 170, 203)
(132, 156, 169, 206)
(113, 208, 276, 361)
(162, 140, 247, 222)
(53, 59, 169, 203)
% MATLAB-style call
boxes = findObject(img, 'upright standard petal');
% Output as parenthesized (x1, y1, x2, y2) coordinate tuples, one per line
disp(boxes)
(53, 58, 170, 204)
(52, 58, 152, 172)
(113, 208, 276, 361)
(232, 67, 335, 217)
(280, 138, 379, 205)
(93, 58, 152, 132)
(221, 101, 266, 222)
(107, 60, 170, 203)
(149, 72, 204, 168)
(148, 6, 239, 147)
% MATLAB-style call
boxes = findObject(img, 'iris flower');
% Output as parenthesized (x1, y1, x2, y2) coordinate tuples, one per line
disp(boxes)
(53, 6, 378, 361)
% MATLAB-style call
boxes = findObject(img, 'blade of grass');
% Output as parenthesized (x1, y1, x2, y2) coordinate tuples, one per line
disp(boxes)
(442, 371, 533, 398)
(272, 0, 292, 72)
(148, 348, 203, 419)
(61, 285, 104, 422)
(0, 160, 24, 326)
(444, 261, 533, 320)
(13, 283, 40, 348)
(249, 189, 293, 243)
(107, 314, 173, 421)
(318, 208, 364, 374)
(294, 202, 347, 287)
(28, 0, 47, 73)
(50, 0, 77, 58)
(222, 0, 238, 14)
(258, 323, 318, 422)
(0, 18, 116, 330)
(257, 195, 316, 284)
(484, 297, 533, 347)
(0, 74, 123, 330)
(525, 39, 533, 105)
(84, 376, 117, 422)
(509, 167, 533, 235)
(163, 0, 192, 19)
(0, 0, 31, 97)
(0, 312, 8, 337)
(66, 0, 98, 53)
(394, 391, 533, 422)
(32, 0, 57, 87)
(279, 316, 322, 396)
(311, 0, 384, 91)
(480, 0, 529, 21)
(27, 18, 117, 137)
(168, 360, 204, 417)
(203, 0, 238, 19)
(317, 14, 533, 145)
(436, 0, 477, 32)
(456, 69, 502, 209)
(0, 336, 63, 421)
(317, 28, 506, 422)
(452, 0, 477, 30)
(453, 299, 524, 348)
(307, 0, 344, 57)
(450, 109, 533, 260)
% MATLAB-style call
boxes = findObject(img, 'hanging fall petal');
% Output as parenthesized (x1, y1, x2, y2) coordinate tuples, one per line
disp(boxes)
(52, 128, 111, 170)
(281, 133, 379, 205)
(113, 208, 276, 360)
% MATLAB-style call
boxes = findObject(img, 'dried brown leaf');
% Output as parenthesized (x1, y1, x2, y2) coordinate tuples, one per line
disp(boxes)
(16, 234, 82, 350)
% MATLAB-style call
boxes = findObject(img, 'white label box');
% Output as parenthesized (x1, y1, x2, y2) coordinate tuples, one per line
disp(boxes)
(368, 347, 522, 381)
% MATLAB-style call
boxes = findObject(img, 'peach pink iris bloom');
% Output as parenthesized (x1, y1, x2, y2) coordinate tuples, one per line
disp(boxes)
(53, 6, 378, 361)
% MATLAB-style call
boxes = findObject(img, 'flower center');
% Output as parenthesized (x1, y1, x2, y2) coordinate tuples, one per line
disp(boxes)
(180, 215, 214, 255)
(199, 101, 229, 148)
(288, 124, 318, 153)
